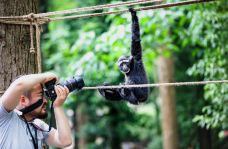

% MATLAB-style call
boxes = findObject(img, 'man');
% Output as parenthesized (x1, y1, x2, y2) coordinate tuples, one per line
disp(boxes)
(0, 72, 72, 149)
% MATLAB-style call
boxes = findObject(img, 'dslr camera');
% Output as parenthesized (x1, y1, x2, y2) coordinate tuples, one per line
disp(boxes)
(44, 76, 84, 101)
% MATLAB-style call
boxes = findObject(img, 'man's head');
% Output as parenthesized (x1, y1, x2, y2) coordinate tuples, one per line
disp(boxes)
(18, 84, 48, 120)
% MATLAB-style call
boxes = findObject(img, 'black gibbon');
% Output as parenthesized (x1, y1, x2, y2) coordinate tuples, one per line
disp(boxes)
(99, 8, 149, 105)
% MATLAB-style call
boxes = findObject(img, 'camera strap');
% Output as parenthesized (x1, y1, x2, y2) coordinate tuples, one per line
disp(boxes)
(19, 99, 43, 149)
(21, 116, 38, 149)
(20, 99, 43, 115)
(19, 99, 54, 132)
(48, 101, 54, 131)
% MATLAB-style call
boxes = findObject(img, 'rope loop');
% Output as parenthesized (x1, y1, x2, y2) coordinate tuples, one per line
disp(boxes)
(35, 23, 42, 73)
(29, 22, 35, 54)
(28, 13, 36, 54)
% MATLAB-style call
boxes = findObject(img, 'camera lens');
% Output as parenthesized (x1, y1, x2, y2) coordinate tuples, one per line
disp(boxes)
(44, 76, 84, 101)
(63, 76, 84, 92)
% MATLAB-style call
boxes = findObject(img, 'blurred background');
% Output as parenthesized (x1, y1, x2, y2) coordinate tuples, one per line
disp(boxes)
(39, 0, 228, 149)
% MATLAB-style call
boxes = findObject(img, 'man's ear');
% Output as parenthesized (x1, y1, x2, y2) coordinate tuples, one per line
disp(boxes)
(19, 95, 29, 107)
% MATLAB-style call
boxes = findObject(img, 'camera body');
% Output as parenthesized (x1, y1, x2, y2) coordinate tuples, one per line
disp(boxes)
(44, 76, 84, 101)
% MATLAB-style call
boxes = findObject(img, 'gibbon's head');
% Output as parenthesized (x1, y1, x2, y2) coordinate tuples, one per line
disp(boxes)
(117, 56, 131, 74)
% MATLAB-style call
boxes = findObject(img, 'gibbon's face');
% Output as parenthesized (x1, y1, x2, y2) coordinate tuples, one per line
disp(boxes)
(118, 56, 131, 74)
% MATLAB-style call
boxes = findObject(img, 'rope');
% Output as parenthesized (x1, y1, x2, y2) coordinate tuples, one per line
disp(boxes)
(0, 0, 219, 88)
(0, 14, 43, 73)
(28, 13, 36, 54)
(0, 0, 161, 23)
(0, 15, 30, 20)
(0, 20, 32, 25)
(0, 80, 227, 94)
(0, 13, 49, 25)
(0, 13, 49, 21)
(49, 0, 216, 21)
(82, 80, 228, 90)
(35, 23, 42, 73)
(0, 0, 216, 24)
(29, 22, 35, 53)
(38, 0, 162, 17)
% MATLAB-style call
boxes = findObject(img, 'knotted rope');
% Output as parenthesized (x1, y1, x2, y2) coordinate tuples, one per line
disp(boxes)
(0, 13, 43, 73)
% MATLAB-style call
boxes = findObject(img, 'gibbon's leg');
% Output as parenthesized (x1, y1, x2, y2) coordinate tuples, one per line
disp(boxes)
(119, 87, 139, 105)
(98, 83, 123, 101)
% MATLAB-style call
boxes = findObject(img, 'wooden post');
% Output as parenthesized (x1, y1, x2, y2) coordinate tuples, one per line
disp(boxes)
(156, 49, 179, 149)
(0, 0, 39, 96)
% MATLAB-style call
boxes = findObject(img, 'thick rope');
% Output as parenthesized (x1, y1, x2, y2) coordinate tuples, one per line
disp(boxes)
(28, 13, 36, 54)
(49, 0, 216, 21)
(0, 20, 32, 25)
(0, 0, 160, 19)
(0, 13, 49, 25)
(29, 22, 35, 53)
(0, 80, 227, 94)
(0, 0, 219, 89)
(38, 0, 162, 17)
(82, 80, 228, 90)
(35, 23, 42, 73)
(0, 14, 43, 73)
(0, 0, 161, 22)
(0, 0, 216, 24)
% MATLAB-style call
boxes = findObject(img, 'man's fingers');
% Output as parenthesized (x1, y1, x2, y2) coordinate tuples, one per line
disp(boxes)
(55, 85, 69, 98)
(64, 86, 70, 94)
(52, 83, 71, 107)
(58, 85, 68, 96)
(55, 86, 61, 96)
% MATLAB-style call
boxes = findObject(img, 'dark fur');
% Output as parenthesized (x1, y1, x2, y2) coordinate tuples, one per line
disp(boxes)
(99, 8, 149, 105)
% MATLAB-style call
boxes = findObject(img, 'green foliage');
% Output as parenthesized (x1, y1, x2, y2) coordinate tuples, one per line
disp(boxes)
(42, 0, 227, 148)
(186, 0, 228, 129)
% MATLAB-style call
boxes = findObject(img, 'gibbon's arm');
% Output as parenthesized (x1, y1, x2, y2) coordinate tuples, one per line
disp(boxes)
(129, 8, 142, 61)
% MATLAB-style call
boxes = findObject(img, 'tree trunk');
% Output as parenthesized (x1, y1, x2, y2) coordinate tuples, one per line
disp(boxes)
(0, 0, 39, 96)
(156, 51, 178, 149)
(198, 127, 212, 149)
(109, 107, 121, 149)
(76, 103, 88, 149)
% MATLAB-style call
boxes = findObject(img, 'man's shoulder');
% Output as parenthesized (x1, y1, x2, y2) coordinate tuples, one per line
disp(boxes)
(0, 99, 15, 119)
(0, 108, 21, 129)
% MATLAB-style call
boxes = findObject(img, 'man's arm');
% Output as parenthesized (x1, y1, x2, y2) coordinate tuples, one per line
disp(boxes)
(46, 85, 72, 148)
(1, 72, 57, 112)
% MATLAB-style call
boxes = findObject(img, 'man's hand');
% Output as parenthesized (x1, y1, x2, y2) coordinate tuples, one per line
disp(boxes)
(43, 72, 58, 84)
(53, 85, 69, 108)
(46, 85, 72, 148)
